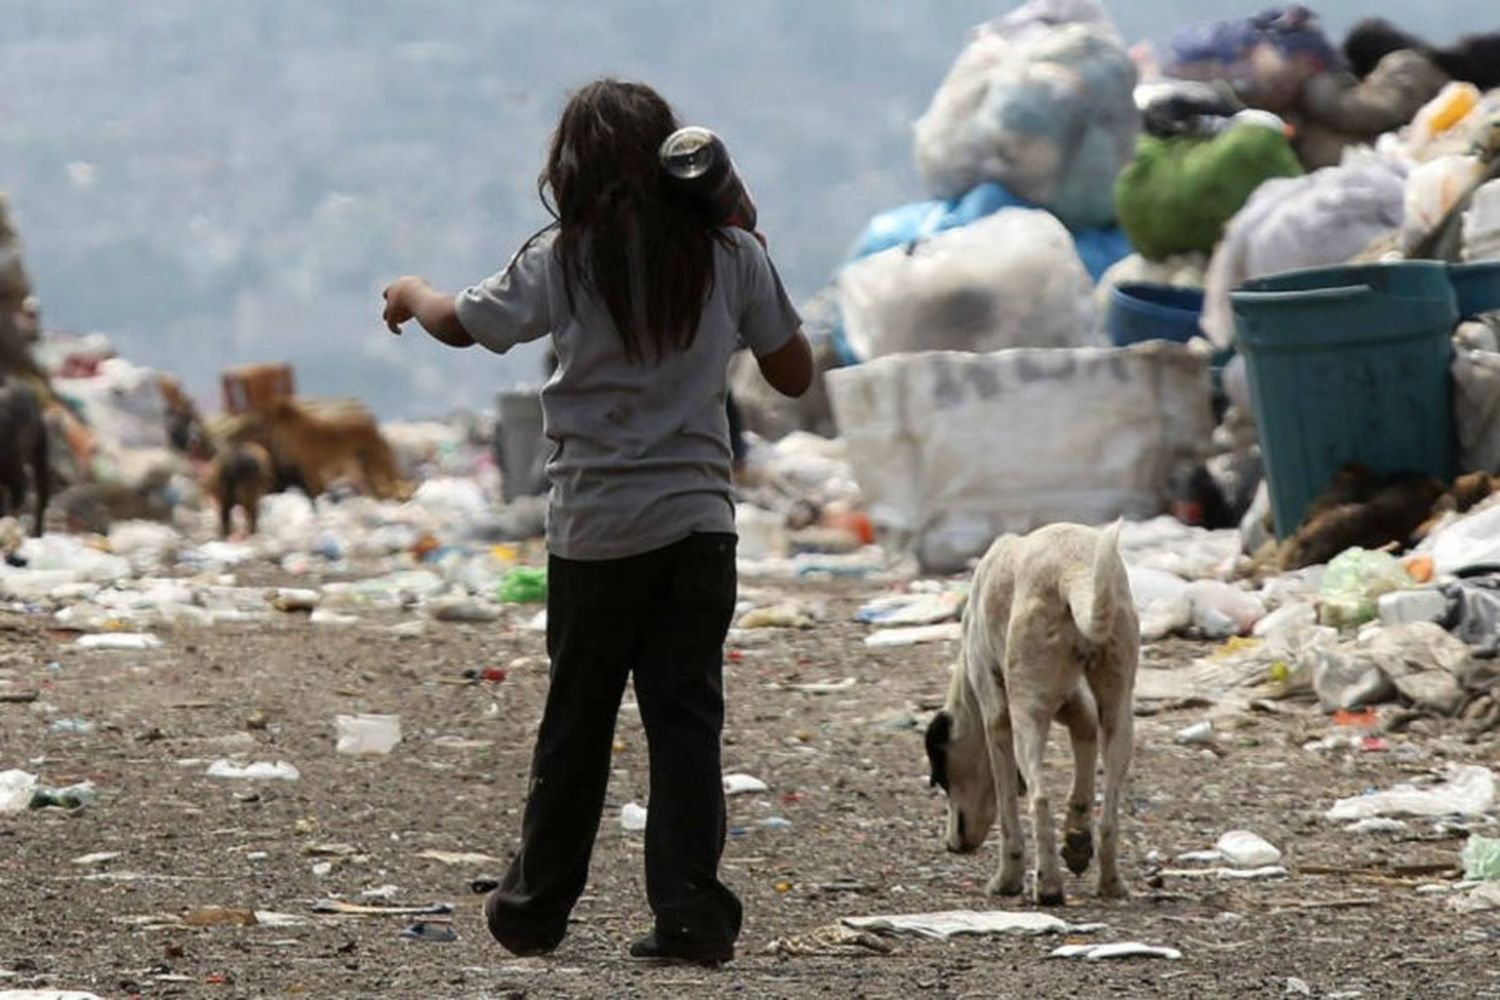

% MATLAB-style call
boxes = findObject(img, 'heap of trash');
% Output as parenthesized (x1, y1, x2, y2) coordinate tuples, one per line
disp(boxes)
(3, 0, 1500, 741)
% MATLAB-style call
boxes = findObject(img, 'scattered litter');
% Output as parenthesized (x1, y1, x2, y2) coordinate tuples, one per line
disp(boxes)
(309, 608, 360, 627)
(1050, 942, 1182, 961)
(29, 782, 97, 810)
(48, 718, 95, 735)
(0, 770, 38, 814)
(621, 802, 648, 832)
(1462, 835, 1500, 881)
(1343, 818, 1410, 835)
(1159, 866, 1289, 881)
(206, 760, 301, 782)
(1450, 882, 1500, 914)
(840, 911, 1103, 940)
(427, 597, 501, 623)
(415, 850, 502, 867)
(723, 774, 769, 796)
(497, 566, 547, 604)
(788, 678, 857, 694)
(758, 817, 793, 830)
(270, 588, 319, 612)
(400, 920, 457, 943)
(764, 923, 896, 957)
(1286, 977, 1313, 996)
(182, 906, 258, 927)
(334, 714, 402, 756)
(739, 604, 816, 630)
(1175, 721, 1214, 746)
(253, 911, 307, 928)
(76, 632, 161, 650)
(1325, 765, 1496, 822)
(856, 590, 964, 627)
(310, 899, 453, 917)
(70, 852, 121, 866)
(863, 623, 963, 648)
(0, 991, 106, 999)
(1216, 830, 1282, 869)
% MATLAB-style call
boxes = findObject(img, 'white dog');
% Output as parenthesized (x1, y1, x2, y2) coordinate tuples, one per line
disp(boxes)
(924, 522, 1138, 904)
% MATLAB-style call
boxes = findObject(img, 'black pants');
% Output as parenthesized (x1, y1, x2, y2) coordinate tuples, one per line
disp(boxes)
(486, 532, 743, 954)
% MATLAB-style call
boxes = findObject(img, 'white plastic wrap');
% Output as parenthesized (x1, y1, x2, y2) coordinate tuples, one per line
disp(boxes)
(837, 209, 1101, 361)
(1465, 179, 1500, 262)
(1400, 154, 1485, 256)
(1202, 153, 1408, 347)
(913, 0, 1138, 228)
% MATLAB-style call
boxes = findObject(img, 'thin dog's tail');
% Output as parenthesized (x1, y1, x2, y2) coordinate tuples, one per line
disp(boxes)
(1067, 520, 1126, 645)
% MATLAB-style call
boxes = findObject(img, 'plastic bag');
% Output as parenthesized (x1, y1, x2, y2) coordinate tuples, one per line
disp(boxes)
(1408, 82, 1483, 150)
(1464, 180, 1500, 263)
(1464, 834, 1500, 881)
(847, 182, 1131, 283)
(914, 0, 1138, 228)
(497, 566, 547, 604)
(1115, 120, 1303, 260)
(1201, 152, 1407, 346)
(1400, 155, 1485, 256)
(837, 209, 1100, 361)
(1319, 547, 1412, 629)
(1452, 344, 1500, 473)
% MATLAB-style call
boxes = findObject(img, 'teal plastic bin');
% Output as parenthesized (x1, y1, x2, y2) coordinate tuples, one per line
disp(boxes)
(1230, 261, 1458, 539)
(1449, 261, 1500, 318)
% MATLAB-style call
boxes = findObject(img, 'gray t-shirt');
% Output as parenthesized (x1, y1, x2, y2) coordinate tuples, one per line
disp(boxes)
(455, 227, 801, 561)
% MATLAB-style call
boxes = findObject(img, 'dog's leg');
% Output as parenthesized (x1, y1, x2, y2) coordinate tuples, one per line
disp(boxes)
(984, 712, 1025, 897)
(1058, 685, 1098, 877)
(1011, 701, 1063, 905)
(1093, 675, 1134, 899)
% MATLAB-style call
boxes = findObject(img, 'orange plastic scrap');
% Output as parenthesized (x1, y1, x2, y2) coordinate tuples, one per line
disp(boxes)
(1404, 555, 1434, 584)
(1332, 707, 1379, 729)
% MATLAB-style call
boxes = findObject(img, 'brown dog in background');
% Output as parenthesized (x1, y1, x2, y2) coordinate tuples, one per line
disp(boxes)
(209, 441, 273, 538)
(233, 399, 409, 501)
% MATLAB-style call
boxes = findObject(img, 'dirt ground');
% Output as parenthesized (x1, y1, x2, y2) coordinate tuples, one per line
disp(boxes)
(3, 570, 1499, 1000)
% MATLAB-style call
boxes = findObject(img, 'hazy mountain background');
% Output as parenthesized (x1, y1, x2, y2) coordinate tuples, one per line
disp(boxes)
(0, 1, 1486, 416)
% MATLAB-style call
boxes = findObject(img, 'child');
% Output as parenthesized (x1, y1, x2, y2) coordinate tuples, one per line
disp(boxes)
(382, 79, 811, 965)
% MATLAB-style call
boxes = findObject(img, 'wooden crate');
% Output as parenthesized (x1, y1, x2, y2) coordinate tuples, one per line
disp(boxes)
(221, 363, 295, 415)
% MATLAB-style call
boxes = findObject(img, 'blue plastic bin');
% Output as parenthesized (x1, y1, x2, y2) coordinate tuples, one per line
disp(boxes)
(1230, 261, 1457, 539)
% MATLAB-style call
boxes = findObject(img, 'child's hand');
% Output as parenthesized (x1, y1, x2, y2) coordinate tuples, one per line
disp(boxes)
(381, 276, 425, 334)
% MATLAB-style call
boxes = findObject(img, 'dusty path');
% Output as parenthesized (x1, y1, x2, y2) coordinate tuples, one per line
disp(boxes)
(2, 575, 1498, 999)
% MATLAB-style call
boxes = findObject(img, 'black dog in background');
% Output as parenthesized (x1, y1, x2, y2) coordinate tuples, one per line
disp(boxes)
(1345, 18, 1500, 92)
(0, 377, 49, 537)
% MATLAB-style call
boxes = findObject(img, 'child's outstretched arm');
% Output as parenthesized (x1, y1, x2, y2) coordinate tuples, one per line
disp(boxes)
(382, 276, 475, 347)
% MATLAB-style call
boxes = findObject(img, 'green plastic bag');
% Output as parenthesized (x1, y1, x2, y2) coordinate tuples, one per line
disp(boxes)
(497, 567, 547, 604)
(1319, 547, 1411, 630)
(1463, 834, 1500, 881)
(1115, 122, 1304, 261)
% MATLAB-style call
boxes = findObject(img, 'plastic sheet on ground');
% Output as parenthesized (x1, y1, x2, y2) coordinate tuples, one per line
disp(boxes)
(841, 910, 1103, 940)
(1118, 516, 1240, 579)
(1325, 764, 1496, 822)
(1424, 504, 1500, 577)
(837, 209, 1101, 362)
(827, 343, 1213, 573)
(1050, 942, 1182, 960)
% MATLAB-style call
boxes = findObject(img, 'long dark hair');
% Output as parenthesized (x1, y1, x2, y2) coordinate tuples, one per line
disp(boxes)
(534, 79, 727, 364)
